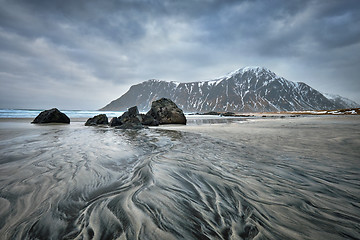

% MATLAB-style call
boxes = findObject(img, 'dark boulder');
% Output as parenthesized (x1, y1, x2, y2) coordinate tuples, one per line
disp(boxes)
(85, 114, 108, 126)
(109, 117, 122, 127)
(31, 108, 70, 124)
(146, 98, 186, 124)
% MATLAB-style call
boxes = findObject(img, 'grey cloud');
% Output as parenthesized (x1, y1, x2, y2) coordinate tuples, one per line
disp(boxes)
(0, 0, 359, 109)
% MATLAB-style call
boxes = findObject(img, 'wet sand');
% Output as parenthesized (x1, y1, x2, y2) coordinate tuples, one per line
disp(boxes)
(0, 115, 359, 239)
(159, 115, 360, 166)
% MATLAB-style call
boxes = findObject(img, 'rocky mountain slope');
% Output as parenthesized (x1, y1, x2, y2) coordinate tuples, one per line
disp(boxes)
(101, 67, 358, 112)
(321, 93, 359, 109)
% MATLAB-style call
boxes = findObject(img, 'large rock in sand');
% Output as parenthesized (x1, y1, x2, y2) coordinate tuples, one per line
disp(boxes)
(31, 108, 70, 124)
(85, 114, 108, 126)
(146, 98, 186, 124)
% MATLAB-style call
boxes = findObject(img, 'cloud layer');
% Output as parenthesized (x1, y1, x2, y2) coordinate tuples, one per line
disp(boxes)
(1, 0, 359, 109)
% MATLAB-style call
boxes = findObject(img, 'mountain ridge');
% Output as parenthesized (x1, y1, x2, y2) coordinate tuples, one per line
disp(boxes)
(101, 67, 358, 112)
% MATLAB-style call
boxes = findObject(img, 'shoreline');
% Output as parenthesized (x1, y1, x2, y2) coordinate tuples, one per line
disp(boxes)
(1, 113, 359, 124)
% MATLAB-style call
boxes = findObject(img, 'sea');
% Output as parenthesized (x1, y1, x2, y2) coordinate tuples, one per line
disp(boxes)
(0, 109, 124, 119)
(0, 109, 359, 239)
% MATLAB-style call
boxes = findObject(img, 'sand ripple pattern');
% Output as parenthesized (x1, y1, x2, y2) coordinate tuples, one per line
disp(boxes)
(0, 123, 359, 239)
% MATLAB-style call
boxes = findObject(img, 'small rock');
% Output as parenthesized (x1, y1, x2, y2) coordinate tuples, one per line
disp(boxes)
(85, 114, 108, 126)
(31, 108, 70, 124)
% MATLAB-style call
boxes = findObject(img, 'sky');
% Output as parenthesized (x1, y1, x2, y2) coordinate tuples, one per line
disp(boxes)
(0, 0, 359, 110)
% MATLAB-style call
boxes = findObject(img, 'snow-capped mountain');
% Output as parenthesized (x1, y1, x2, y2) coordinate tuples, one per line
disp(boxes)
(101, 66, 358, 112)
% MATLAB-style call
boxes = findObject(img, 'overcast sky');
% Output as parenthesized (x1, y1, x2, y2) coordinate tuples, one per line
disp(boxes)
(1, 0, 359, 110)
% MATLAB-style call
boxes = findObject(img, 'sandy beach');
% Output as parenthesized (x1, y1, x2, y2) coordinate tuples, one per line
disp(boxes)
(0, 115, 359, 239)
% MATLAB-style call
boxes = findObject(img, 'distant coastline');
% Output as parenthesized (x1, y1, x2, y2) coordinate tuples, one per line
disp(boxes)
(1, 107, 359, 120)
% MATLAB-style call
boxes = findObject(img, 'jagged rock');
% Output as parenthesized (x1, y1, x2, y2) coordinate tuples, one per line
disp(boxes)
(109, 101, 185, 128)
(119, 106, 139, 124)
(138, 114, 159, 126)
(85, 114, 108, 126)
(128, 106, 139, 116)
(109, 117, 122, 127)
(146, 98, 186, 124)
(31, 108, 70, 124)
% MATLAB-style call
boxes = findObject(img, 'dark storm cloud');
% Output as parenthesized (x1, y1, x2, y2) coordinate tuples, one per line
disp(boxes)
(0, 0, 359, 109)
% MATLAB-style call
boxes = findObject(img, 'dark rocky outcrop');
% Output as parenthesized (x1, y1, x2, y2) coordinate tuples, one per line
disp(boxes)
(85, 114, 108, 126)
(110, 106, 145, 129)
(31, 108, 70, 124)
(146, 98, 186, 124)
(107, 99, 186, 129)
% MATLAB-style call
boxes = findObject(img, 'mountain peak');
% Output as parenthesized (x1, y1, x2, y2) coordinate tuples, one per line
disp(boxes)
(145, 79, 162, 83)
(101, 66, 355, 112)
(240, 66, 268, 72)
(218, 66, 274, 80)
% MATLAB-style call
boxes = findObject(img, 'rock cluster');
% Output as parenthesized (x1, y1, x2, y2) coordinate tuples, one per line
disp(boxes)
(110, 106, 144, 129)
(31, 108, 70, 124)
(87, 98, 186, 128)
